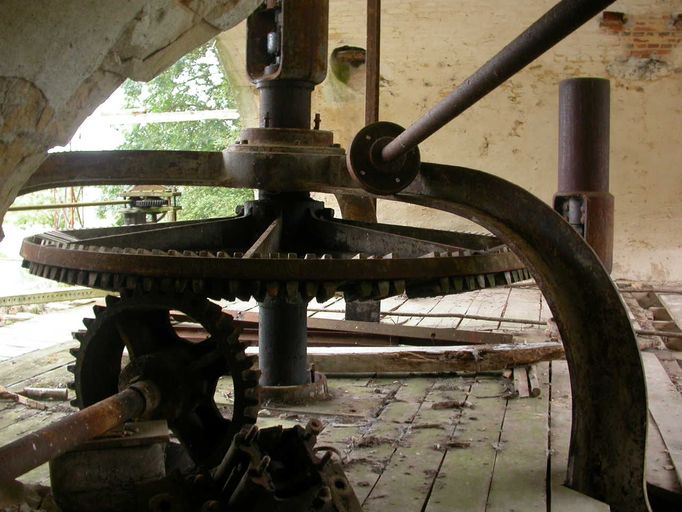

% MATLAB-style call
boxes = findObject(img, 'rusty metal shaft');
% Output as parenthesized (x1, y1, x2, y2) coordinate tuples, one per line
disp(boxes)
(379, 0, 615, 163)
(0, 381, 158, 484)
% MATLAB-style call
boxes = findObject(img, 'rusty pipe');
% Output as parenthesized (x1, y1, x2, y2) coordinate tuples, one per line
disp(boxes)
(365, 0, 381, 126)
(0, 380, 159, 485)
(379, 0, 615, 163)
(558, 78, 610, 193)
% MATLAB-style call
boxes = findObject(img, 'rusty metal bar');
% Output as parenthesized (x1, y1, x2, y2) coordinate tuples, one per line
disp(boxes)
(365, 0, 381, 126)
(379, 0, 615, 163)
(558, 78, 610, 193)
(554, 77, 614, 271)
(0, 381, 157, 484)
(8, 200, 130, 212)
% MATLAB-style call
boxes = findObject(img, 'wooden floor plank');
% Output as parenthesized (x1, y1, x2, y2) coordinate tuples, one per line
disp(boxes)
(0, 304, 92, 359)
(0, 341, 76, 388)
(342, 378, 434, 503)
(486, 362, 549, 512)
(362, 377, 472, 512)
(6, 363, 72, 393)
(308, 296, 344, 319)
(425, 379, 507, 512)
(549, 360, 612, 511)
(459, 289, 511, 331)
(391, 297, 444, 327)
(646, 411, 682, 494)
(642, 352, 682, 487)
(499, 288, 542, 330)
(416, 292, 478, 329)
(540, 295, 552, 322)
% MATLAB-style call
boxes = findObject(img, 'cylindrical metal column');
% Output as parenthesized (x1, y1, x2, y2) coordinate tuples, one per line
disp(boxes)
(559, 78, 610, 193)
(258, 299, 310, 386)
(257, 81, 313, 129)
(555, 77, 614, 271)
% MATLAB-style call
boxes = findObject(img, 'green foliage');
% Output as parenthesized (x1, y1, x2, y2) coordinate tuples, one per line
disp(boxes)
(8, 190, 78, 229)
(116, 41, 253, 220)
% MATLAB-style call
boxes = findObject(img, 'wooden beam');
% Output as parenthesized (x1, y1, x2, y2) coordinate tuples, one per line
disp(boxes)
(244, 342, 563, 374)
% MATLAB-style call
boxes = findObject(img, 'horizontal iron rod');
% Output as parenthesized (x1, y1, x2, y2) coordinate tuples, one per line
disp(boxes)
(307, 308, 682, 338)
(0, 381, 155, 484)
(380, 0, 615, 163)
(8, 199, 130, 212)
(508, 282, 682, 295)
(306, 307, 546, 325)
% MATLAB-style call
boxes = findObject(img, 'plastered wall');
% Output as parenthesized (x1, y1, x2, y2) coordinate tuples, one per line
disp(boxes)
(217, 0, 682, 281)
(0, 0, 260, 241)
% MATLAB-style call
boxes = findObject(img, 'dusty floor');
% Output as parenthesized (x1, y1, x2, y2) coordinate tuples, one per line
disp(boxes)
(0, 285, 681, 511)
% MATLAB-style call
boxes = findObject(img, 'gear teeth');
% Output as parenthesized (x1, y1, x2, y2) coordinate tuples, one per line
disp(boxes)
(87, 272, 99, 288)
(67, 381, 76, 390)
(191, 279, 205, 294)
(317, 282, 337, 303)
(476, 275, 486, 289)
(69, 347, 80, 357)
(82, 317, 94, 329)
(486, 274, 496, 287)
(69, 398, 80, 408)
(104, 295, 119, 307)
(304, 282, 318, 301)
(73, 330, 87, 342)
(391, 280, 406, 296)
(92, 305, 106, 316)
(285, 281, 300, 301)
(504, 271, 513, 286)
(67, 364, 76, 374)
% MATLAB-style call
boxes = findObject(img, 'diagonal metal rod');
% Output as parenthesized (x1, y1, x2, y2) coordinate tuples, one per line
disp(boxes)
(0, 381, 156, 485)
(380, 0, 616, 163)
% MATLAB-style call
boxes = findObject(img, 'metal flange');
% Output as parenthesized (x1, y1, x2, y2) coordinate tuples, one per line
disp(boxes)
(347, 121, 421, 195)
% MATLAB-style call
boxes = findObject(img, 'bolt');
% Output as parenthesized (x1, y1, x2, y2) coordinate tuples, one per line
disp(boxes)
(263, 112, 271, 128)
(314, 113, 321, 130)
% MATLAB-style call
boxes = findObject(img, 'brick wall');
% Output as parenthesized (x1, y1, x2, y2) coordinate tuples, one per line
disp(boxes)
(601, 12, 681, 59)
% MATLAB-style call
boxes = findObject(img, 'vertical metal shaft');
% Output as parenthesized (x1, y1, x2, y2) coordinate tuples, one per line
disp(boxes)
(558, 79, 610, 193)
(379, 0, 616, 163)
(345, 0, 382, 322)
(555, 77, 613, 271)
(258, 300, 310, 386)
(365, 0, 381, 126)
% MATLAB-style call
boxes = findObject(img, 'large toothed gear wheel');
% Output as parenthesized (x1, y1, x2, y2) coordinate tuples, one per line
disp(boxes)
(68, 291, 260, 467)
(21, 196, 529, 303)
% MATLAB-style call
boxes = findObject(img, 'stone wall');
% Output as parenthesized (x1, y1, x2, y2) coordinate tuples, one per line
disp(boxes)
(217, 0, 682, 281)
(0, 0, 260, 240)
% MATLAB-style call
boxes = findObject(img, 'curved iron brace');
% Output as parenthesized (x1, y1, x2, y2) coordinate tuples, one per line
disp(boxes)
(401, 163, 649, 512)
(17, 149, 649, 511)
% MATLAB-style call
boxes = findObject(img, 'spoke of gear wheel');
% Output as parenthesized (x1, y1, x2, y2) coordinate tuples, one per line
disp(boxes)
(67, 291, 260, 467)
